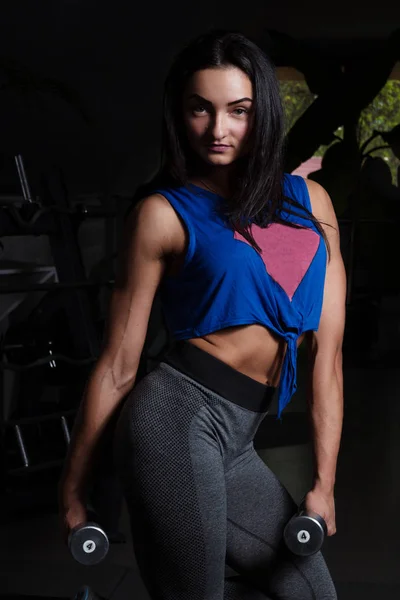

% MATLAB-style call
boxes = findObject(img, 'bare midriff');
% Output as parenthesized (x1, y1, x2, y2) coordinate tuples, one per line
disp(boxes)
(188, 324, 305, 387)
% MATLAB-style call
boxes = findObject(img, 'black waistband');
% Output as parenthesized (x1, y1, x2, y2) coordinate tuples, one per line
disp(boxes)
(162, 340, 275, 413)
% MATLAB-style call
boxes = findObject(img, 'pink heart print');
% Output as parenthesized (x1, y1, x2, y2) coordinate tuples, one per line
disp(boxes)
(234, 223, 320, 301)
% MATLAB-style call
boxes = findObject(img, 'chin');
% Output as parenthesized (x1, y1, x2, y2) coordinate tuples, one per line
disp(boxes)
(208, 158, 233, 167)
(202, 153, 236, 167)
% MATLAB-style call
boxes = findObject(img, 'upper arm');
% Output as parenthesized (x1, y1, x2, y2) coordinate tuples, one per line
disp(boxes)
(97, 194, 177, 387)
(305, 179, 346, 377)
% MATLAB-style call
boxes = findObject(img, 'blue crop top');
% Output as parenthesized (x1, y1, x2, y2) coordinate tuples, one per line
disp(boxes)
(153, 174, 327, 418)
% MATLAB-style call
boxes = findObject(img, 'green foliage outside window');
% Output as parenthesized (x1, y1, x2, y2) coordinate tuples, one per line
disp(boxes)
(279, 79, 400, 181)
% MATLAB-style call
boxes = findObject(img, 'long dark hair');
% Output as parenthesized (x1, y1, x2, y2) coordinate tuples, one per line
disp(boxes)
(139, 30, 329, 254)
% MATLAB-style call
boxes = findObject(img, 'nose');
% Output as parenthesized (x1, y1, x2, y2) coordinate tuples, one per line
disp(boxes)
(209, 112, 228, 141)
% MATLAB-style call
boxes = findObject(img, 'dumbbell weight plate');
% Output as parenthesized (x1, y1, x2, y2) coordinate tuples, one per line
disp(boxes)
(68, 522, 109, 566)
(283, 511, 327, 557)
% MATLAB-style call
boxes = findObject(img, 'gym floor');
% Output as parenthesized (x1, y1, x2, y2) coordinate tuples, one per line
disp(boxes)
(2, 362, 400, 600)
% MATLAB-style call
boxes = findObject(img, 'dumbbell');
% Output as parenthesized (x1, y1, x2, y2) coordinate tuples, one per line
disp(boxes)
(283, 505, 327, 556)
(68, 522, 110, 566)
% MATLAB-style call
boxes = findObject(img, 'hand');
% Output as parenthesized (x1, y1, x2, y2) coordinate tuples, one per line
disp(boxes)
(58, 486, 87, 546)
(303, 486, 336, 537)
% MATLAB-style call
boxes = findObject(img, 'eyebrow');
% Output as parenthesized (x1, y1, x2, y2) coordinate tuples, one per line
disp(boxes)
(188, 94, 253, 106)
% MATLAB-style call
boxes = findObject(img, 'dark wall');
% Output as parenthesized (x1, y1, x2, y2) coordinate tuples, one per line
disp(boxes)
(0, 1, 399, 195)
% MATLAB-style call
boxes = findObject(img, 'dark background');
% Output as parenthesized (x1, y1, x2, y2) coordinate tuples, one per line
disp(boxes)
(1, 2, 400, 599)
(0, 0, 399, 194)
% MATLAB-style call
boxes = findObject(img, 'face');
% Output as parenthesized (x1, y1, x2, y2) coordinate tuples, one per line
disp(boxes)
(182, 66, 254, 167)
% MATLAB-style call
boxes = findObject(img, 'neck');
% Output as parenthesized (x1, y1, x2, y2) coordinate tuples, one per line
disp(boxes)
(190, 161, 237, 197)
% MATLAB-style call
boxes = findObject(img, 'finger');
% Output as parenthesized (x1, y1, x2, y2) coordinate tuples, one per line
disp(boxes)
(327, 523, 337, 536)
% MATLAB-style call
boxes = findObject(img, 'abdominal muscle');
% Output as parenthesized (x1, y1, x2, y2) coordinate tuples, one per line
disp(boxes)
(188, 325, 306, 388)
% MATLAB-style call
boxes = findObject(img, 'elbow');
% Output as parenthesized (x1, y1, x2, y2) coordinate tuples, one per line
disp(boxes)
(334, 346, 343, 377)
(111, 368, 136, 393)
(110, 357, 137, 392)
(97, 353, 138, 394)
(322, 347, 344, 404)
(309, 344, 343, 397)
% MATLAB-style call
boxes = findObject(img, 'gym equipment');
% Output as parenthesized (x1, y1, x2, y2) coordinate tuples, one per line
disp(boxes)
(68, 522, 109, 566)
(72, 585, 106, 600)
(0, 586, 105, 600)
(283, 505, 327, 556)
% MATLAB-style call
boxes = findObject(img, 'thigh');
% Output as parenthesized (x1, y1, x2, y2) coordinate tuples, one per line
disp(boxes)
(114, 376, 228, 600)
(225, 449, 337, 600)
(224, 574, 273, 600)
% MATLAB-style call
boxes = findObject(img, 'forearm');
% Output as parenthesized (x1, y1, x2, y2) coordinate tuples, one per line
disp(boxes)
(308, 358, 343, 494)
(59, 360, 136, 501)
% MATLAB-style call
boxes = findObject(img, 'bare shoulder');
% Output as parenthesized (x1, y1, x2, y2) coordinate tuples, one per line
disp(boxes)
(130, 193, 179, 228)
(303, 178, 339, 245)
(125, 193, 185, 256)
(303, 179, 335, 222)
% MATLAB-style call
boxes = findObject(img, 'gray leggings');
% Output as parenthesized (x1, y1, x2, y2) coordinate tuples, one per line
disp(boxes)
(113, 343, 337, 600)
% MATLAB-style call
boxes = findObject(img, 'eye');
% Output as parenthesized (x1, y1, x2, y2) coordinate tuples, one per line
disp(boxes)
(192, 105, 207, 115)
(233, 108, 248, 116)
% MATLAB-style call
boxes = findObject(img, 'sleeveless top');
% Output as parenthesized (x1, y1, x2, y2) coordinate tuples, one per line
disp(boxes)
(152, 174, 327, 418)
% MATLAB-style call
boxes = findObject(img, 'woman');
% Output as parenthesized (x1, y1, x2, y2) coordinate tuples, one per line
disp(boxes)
(60, 30, 345, 600)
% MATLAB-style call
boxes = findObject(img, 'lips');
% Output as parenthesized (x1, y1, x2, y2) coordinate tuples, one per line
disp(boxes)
(207, 145, 232, 151)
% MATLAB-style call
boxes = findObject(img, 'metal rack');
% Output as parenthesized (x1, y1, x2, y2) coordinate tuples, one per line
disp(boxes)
(0, 155, 115, 500)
